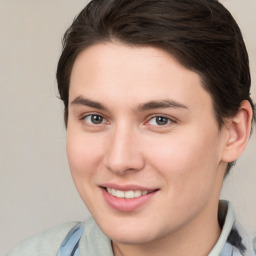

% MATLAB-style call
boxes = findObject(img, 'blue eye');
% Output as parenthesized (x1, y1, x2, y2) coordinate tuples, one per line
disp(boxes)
(84, 114, 105, 125)
(148, 116, 171, 126)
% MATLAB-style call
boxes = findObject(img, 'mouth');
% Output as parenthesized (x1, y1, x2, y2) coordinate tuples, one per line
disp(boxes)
(100, 185, 159, 212)
(105, 187, 155, 199)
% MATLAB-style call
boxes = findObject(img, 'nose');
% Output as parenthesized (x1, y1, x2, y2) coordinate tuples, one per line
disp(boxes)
(104, 125, 145, 175)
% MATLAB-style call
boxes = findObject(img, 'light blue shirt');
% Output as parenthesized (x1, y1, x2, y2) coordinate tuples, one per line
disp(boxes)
(8, 201, 256, 256)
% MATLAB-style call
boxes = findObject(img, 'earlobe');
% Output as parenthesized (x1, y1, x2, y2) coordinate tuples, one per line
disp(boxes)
(222, 100, 253, 163)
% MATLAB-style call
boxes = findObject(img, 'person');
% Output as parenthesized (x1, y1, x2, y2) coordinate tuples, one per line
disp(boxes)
(8, 0, 256, 255)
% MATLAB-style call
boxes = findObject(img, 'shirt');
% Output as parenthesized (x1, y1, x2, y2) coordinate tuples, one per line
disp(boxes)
(7, 200, 256, 256)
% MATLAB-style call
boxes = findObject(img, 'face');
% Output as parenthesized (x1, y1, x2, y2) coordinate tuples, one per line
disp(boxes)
(67, 43, 228, 245)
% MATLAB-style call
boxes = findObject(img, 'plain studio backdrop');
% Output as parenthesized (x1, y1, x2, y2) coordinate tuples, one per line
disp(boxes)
(0, 0, 255, 255)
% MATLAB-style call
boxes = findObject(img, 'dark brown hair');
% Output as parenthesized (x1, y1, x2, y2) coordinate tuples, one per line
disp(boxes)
(57, 0, 255, 173)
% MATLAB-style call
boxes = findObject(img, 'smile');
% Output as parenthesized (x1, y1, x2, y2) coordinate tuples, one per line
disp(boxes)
(106, 188, 150, 199)
(101, 186, 159, 212)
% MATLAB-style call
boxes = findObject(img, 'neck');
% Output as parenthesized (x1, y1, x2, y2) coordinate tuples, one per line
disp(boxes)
(113, 201, 221, 256)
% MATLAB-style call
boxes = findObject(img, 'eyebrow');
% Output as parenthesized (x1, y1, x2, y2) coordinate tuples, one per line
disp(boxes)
(70, 96, 106, 110)
(137, 100, 188, 112)
(70, 96, 188, 112)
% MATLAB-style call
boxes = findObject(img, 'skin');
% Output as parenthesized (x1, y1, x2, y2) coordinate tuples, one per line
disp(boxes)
(66, 42, 252, 256)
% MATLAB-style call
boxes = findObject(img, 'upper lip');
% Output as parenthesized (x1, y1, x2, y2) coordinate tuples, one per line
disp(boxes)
(100, 183, 158, 192)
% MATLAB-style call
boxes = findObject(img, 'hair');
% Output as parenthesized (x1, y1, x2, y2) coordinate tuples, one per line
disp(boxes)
(56, 0, 255, 174)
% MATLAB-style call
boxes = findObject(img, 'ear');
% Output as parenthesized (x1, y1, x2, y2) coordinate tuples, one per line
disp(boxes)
(222, 100, 253, 163)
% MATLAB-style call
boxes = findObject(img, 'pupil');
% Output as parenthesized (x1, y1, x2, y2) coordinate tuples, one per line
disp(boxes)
(156, 116, 168, 125)
(91, 115, 103, 124)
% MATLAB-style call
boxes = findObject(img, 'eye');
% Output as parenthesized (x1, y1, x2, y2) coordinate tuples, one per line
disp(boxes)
(148, 116, 172, 126)
(84, 114, 106, 125)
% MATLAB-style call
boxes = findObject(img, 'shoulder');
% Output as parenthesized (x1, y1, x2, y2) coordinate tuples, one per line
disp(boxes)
(7, 221, 80, 256)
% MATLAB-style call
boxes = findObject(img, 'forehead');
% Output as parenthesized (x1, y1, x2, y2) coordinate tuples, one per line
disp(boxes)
(69, 43, 213, 114)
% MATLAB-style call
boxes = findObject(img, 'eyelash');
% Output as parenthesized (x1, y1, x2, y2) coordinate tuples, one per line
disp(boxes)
(146, 115, 174, 127)
(81, 114, 108, 126)
(80, 114, 176, 128)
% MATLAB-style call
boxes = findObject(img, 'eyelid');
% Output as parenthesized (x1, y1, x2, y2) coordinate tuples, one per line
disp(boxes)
(80, 113, 109, 126)
(144, 114, 176, 127)
(79, 112, 176, 128)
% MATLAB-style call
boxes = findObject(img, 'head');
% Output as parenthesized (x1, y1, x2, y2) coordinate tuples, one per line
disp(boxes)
(57, 0, 255, 174)
(56, 0, 255, 252)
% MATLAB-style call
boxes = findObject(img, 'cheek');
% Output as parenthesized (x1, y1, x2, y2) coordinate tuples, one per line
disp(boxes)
(66, 130, 107, 211)
(148, 135, 217, 170)
(66, 131, 103, 179)
(145, 127, 221, 191)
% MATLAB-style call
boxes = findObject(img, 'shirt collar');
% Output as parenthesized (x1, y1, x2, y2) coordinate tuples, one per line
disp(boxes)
(210, 200, 254, 256)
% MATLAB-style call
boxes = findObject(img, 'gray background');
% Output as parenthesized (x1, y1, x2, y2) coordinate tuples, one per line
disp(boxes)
(0, 0, 255, 255)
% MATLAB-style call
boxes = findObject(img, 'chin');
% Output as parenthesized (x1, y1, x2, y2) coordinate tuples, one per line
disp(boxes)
(109, 231, 156, 245)
(99, 219, 165, 245)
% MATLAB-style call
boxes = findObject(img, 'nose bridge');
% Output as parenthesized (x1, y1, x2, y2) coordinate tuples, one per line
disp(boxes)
(105, 122, 144, 174)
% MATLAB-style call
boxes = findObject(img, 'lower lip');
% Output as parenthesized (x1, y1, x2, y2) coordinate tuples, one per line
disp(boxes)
(101, 188, 158, 212)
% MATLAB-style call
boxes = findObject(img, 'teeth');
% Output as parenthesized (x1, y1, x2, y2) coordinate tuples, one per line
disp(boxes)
(124, 190, 134, 198)
(106, 188, 149, 198)
(116, 190, 125, 198)
(134, 190, 142, 197)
